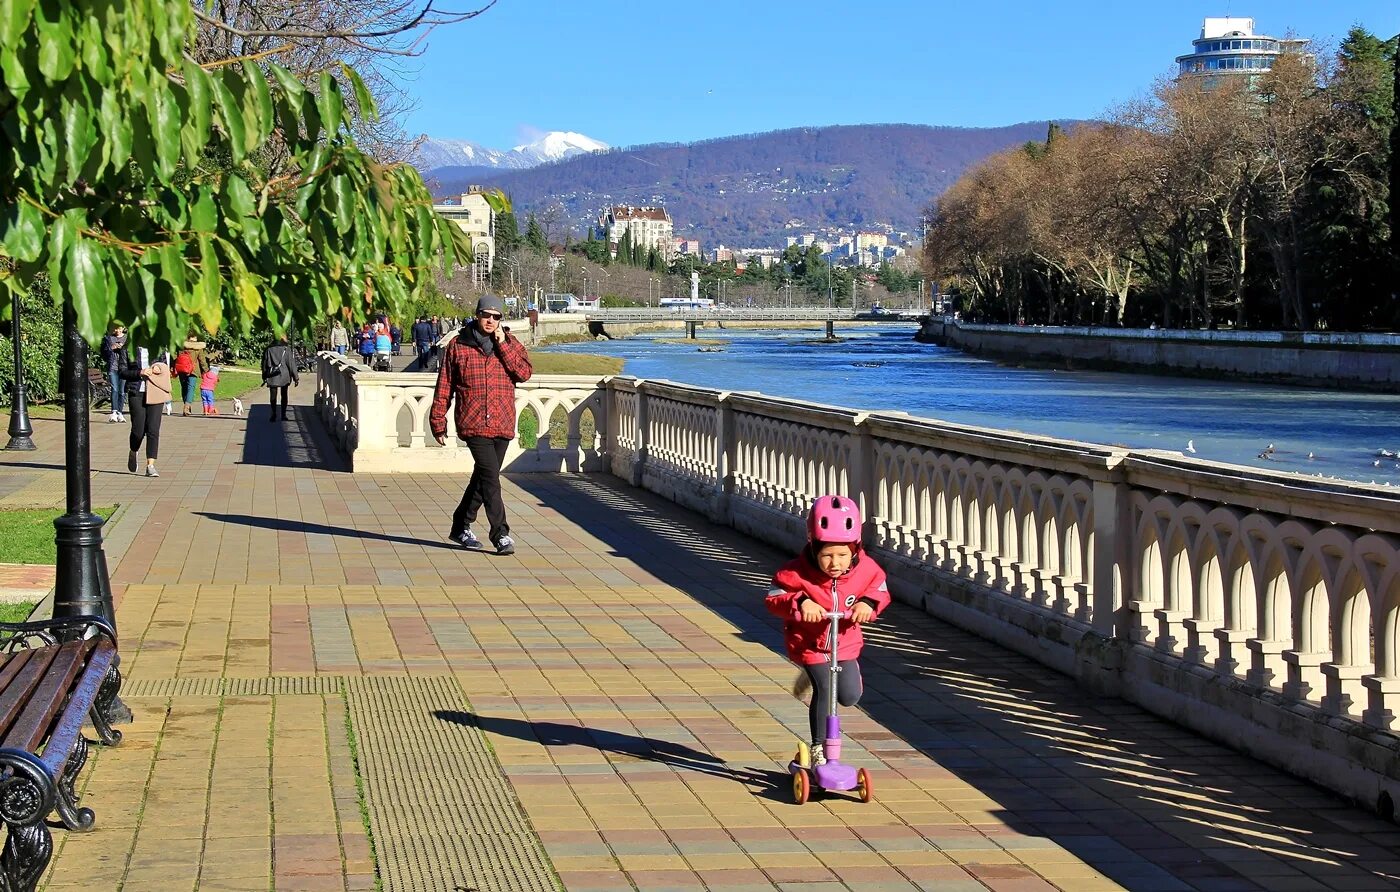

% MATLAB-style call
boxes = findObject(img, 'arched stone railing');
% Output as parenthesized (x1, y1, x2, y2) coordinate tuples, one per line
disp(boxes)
(314, 352, 607, 472)
(317, 359, 1400, 811)
(602, 375, 1400, 812)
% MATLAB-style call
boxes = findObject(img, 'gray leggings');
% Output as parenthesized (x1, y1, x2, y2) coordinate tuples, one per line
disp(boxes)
(805, 659, 863, 744)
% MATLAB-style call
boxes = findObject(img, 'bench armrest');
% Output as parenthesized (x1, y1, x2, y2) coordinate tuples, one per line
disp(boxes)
(0, 615, 117, 653)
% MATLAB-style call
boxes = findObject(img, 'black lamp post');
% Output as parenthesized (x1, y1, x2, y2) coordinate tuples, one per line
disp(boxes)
(52, 303, 130, 724)
(5, 292, 35, 451)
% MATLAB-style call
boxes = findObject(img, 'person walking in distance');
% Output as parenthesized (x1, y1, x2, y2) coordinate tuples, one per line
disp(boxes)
(329, 319, 350, 356)
(429, 294, 532, 555)
(100, 323, 127, 423)
(117, 343, 171, 477)
(261, 336, 299, 422)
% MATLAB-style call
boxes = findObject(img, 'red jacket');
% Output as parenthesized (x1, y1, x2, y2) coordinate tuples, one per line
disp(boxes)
(429, 324, 533, 441)
(765, 550, 891, 665)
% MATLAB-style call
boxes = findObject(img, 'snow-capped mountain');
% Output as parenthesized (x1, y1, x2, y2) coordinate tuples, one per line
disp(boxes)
(413, 131, 607, 173)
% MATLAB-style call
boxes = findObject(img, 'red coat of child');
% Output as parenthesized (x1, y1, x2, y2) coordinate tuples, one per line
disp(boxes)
(766, 549, 891, 665)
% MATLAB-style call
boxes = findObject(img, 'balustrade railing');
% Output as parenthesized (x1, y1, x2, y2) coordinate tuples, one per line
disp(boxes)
(315, 352, 608, 473)
(316, 356, 1400, 807)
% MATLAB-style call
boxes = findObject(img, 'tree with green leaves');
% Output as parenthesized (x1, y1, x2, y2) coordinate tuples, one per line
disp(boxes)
(0, 0, 498, 352)
(525, 215, 547, 252)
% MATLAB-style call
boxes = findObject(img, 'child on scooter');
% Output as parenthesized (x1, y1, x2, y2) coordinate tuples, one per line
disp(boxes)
(766, 494, 890, 766)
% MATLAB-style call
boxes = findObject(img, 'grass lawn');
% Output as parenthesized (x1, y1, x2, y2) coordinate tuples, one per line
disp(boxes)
(0, 507, 117, 565)
(530, 353, 623, 376)
(0, 603, 36, 623)
(213, 369, 263, 401)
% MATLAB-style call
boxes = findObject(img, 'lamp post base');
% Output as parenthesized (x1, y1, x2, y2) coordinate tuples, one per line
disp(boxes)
(6, 383, 35, 451)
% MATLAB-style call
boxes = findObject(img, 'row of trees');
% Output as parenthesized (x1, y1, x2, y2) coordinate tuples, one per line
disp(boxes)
(924, 29, 1399, 331)
(3, 1, 499, 401)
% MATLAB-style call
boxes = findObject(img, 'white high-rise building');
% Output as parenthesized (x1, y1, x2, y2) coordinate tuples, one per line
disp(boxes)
(1175, 17, 1308, 81)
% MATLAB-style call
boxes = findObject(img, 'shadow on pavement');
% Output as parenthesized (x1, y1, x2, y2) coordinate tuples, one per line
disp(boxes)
(513, 473, 1400, 892)
(433, 710, 789, 801)
(237, 402, 348, 472)
(195, 511, 458, 551)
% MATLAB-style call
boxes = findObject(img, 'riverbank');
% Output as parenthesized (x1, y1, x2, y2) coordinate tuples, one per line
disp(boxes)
(917, 317, 1400, 393)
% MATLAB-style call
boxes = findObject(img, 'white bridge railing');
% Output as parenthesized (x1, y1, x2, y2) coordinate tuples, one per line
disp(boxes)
(316, 353, 1400, 811)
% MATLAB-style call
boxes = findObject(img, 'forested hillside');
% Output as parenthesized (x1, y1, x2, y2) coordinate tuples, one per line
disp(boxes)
(424, 122, 1074, 247)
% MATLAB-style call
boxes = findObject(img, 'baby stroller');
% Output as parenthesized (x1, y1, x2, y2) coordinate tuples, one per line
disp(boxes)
(371, 349, 393, 372)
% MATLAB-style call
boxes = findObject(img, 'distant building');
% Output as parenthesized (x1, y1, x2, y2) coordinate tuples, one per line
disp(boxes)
(1175, 17, 1308, 82)
(432, 186, 496, 284)
(672, 237, 701, 256)
(598, 205, 674, 259)
(710, 245, 734, 264)
(855, 232, 888, 251)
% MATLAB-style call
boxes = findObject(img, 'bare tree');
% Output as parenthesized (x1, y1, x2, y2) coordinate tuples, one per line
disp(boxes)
(189, 1, 496, 162)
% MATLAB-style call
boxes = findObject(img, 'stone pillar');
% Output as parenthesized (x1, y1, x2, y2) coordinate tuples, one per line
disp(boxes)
(1089, 454, 1128, 638)
(848, 414, 875, 550)
(630, 384, 650, 487)
(709, 392, 735, 523)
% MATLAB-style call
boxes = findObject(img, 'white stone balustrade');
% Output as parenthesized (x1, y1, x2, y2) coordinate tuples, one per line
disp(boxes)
(316, 356, 1400, 813)
(315, 352, 608, 473)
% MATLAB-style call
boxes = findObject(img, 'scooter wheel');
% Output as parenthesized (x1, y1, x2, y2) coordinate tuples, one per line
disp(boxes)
(856, 767, 873, 803)
(792, 768, 810, 805)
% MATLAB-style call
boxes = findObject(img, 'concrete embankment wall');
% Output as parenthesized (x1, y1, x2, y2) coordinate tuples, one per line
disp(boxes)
(918, 318, 1400, 392)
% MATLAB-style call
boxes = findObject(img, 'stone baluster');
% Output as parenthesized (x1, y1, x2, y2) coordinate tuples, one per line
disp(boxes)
(629, 383, 650, 486)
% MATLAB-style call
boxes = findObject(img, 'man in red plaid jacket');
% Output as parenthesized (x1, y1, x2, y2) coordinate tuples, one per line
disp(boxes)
(429, 294, 533, 555)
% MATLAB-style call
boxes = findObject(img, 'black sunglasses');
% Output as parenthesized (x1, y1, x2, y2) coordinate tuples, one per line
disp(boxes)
(478, 311, 502, 320)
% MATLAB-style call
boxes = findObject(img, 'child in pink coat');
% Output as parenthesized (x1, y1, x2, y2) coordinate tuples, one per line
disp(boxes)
(765, 494, 890, 765)
(200, 366, 220, 415)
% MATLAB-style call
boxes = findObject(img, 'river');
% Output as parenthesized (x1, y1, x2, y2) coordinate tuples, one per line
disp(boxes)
(541, 324, 1400, 486)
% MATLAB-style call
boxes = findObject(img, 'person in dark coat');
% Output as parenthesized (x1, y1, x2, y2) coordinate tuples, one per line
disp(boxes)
(261, 336, 300, 422)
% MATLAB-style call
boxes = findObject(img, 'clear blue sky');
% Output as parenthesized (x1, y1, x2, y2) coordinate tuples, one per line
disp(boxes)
(402, 1, 1400, 150)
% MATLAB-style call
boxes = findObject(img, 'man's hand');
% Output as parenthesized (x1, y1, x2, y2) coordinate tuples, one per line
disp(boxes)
(850, 602, 875, 624)
(799, 598, 825, 623)
(493, 325, 506, 344)
(435, 434, 446, 445)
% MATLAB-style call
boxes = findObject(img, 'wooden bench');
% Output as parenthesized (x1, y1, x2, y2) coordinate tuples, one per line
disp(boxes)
(86, 369, 112, 409)
(0, 615, 123, 892)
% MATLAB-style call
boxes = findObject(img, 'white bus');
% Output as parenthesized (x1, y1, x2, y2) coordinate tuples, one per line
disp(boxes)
(657, 298, 715, 311)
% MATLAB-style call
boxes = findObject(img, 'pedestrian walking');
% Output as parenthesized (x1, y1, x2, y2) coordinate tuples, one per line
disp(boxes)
(429, 294, 533, 555)
(173, 335, 208, 416)
(118, 344, 171, 477)
(100, 323, 128, 423)
(330, 319, 350, 356)
(413, 315, 435, 362)
(200, 365, 220, 414)
(262, 336, 299, 422)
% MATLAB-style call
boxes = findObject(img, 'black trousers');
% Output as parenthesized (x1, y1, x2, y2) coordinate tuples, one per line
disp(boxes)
(268, 385, 289, 418)
(451, 436, 511, 543)
(128, 397, 162, 460)
(804, 659, 863, 744)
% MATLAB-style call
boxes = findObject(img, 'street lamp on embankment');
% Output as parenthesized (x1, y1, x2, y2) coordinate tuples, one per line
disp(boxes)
(52, 304, 130, 724)
(5, 291, 35, 451)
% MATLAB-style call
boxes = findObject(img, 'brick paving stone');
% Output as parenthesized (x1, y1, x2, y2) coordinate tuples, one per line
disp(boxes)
(13, 391, 1400, 891)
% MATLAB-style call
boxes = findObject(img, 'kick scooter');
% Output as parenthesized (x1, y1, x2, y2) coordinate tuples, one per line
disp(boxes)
(788, 605, 873, 804)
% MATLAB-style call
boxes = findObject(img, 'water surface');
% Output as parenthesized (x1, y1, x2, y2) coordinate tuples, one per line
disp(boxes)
(543, 326, 1400, 485)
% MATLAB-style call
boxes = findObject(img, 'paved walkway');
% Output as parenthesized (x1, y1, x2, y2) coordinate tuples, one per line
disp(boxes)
(9, 389, 1400, 891)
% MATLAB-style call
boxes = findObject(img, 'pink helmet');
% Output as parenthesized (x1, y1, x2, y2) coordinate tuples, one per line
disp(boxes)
(807, 494, 862, 545)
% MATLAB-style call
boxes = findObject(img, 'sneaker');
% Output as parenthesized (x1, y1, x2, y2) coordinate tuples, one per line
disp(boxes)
(115, 412, 126, 423)
(450, 529, 483, 550)
(792, 671, 812, 701)
(810, 744, 826, 766)
(127, 450, 138, 473)
(145, 465, 159, 478)
(108, 412, 119, 423)
(494, 535, 516, 556)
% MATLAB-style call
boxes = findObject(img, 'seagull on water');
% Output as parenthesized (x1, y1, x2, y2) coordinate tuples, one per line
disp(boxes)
(1186, 439, 1196, 454)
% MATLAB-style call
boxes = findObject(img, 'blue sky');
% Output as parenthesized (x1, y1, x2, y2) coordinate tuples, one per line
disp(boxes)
(402, 1, 1400, 150)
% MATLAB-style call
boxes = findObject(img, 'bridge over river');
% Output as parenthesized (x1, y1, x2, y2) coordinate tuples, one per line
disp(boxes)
(583, 306, 922, 338)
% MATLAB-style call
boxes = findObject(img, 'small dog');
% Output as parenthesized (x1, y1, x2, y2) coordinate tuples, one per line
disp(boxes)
(233, 398, 244, 417)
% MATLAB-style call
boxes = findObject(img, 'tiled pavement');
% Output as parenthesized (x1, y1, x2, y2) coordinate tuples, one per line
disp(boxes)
(8, 390, 1400, 891)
